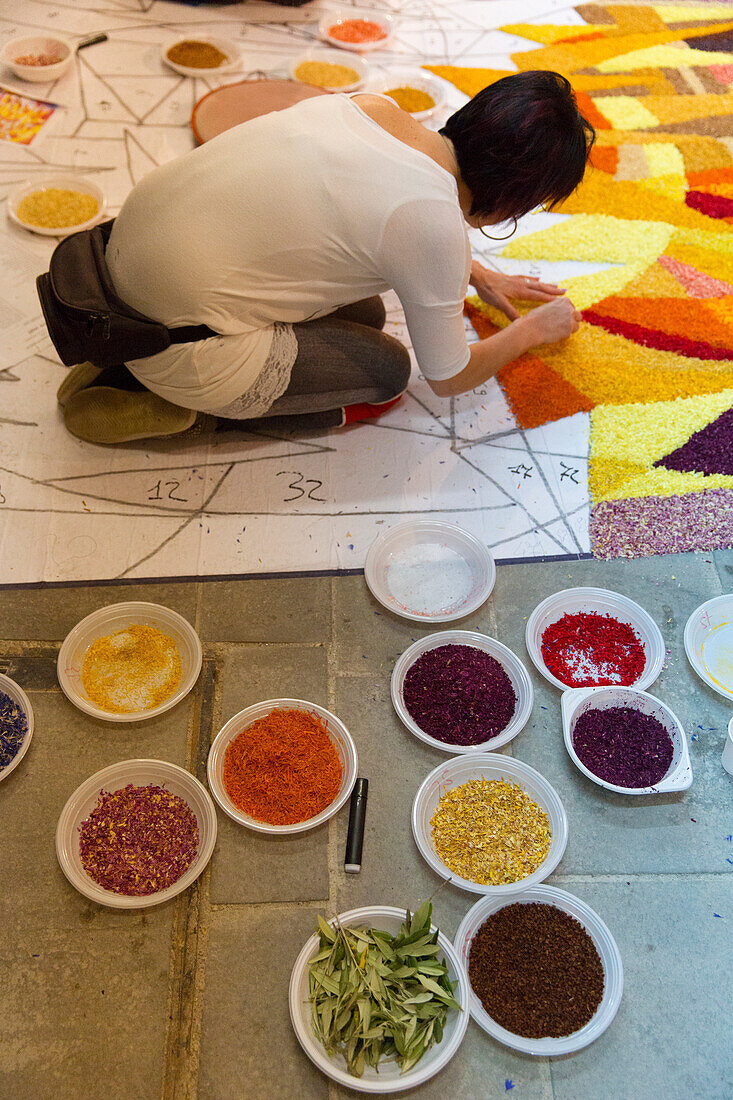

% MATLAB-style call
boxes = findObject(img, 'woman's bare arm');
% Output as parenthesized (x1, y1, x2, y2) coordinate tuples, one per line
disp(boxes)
(428, 297, 581, 398)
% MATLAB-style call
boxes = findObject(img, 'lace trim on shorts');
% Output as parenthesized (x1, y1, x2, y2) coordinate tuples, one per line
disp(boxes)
(212, 323, 298, 419)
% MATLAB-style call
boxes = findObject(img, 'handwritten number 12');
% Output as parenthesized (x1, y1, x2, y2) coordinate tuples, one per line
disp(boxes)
(148, 479, 187, 502)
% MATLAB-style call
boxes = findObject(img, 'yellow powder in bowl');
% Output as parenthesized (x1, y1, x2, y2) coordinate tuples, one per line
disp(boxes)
(385, 86, 435, 113)
(16, 188, 99, 229)
(294, 60, 360, 89)
(166, 40, 228, 69)
(81, 623, 182, 713)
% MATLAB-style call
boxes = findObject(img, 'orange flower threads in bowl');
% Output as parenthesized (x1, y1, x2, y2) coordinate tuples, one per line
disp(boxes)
(328, 19, 387, 44)
(222, 708, 342, 825)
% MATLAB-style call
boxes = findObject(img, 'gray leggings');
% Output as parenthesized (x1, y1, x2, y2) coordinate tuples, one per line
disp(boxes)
(94, 297, 411, 432)
(219, 297, 411, 432)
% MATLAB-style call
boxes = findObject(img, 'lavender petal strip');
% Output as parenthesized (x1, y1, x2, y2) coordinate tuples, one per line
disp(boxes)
(590, 488, 733, 559)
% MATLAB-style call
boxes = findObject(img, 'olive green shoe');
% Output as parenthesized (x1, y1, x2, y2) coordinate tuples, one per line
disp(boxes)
(56, 362, 104, 407)
(63, 386, 197, 444)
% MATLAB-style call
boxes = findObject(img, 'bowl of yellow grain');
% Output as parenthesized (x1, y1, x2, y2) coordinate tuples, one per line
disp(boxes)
(370, 68, 446, 120)
(57, 602, 203, 723)
(7, 174, 105, 237)
(162, 35, 240, 79)
(290, 49, 369, 93)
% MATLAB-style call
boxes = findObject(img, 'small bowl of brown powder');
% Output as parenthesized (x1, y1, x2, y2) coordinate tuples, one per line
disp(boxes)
(162, 36, 240, 78)
(454, 884, 623, 1054)
(57, 602, 202, 722)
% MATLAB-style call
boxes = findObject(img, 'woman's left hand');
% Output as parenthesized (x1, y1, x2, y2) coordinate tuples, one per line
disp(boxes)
(470, 262, 567, 322)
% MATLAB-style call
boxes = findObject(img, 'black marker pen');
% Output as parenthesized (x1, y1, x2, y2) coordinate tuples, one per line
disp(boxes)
(344, 778, 368, 873)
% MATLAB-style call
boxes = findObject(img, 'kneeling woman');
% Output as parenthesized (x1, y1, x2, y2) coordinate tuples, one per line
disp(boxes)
(60, 71, 594, 443)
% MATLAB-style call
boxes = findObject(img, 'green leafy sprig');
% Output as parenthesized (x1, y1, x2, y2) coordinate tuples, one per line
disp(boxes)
(307, 901, 461, 1078)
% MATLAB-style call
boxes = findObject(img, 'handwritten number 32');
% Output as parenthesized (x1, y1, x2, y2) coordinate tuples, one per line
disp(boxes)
(277, 471, 326, 502)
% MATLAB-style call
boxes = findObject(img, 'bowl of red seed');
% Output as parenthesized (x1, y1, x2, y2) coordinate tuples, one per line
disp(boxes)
(412, 754, 568, 895)
(561, 685, 693, 794)
(0, 672, 34, 783)
(207, 698, 358, 834)
(391, 631, 534, 755)
(57, 602, 202, 722)
(55, 758, 217, 909)
(525, 586, 664, 692)
(454, 885, 623, 1054)
(319, 9, 393, 52)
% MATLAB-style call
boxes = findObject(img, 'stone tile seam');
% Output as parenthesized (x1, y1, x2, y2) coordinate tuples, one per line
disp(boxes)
(0, 639, 329, 651)
(553, 872, 730, 882)
(160, 653, 220, 1099)
(206, 641, 327, 652)
(327, 575, 339, 913)
(202, 869, 732, 913)
(208, 899, 330, 913)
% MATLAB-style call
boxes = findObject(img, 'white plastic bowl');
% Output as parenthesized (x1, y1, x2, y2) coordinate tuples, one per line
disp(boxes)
(289, 904, 469, 1092)
(525, 587, 664, 692)
(453, 885, 623, 1055)
(391, 631, 534, 755)
(412, 754, 567, 895)
(0, 672, 34, 782)
(684, 595, 733, 701)
(2, 35, 73, 82)
(561, 685, 693, 795)
(319, 9, 393, 52)
(162, 35, 241, 78)
(55, 758, 217, 909)
(365, 520, 495, 623)
(7, 174, 105, 237)
(57, 602, 202, 723)
(290, 48, 369, 92)
(207, 698, 358, 834)
(369, 68, 446, 120)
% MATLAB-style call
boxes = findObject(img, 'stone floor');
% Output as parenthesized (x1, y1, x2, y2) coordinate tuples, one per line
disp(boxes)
(1, 553, 732, 1100)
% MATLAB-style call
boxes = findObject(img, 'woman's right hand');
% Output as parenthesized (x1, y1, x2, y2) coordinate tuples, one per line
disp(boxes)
(522, 297, 581, 346)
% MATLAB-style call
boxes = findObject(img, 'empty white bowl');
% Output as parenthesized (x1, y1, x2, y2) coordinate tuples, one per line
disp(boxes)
(561, 685, 693, 795)
(289, 905, 469, 1092)
(0, 672, 34, 782)
(207, 698, 358, 834)
(412, 753, 568, 895)
(525, 587, 664, 691)
(391, 631, 534, 754)
(453, 885, 623, 1055)
(290, 48, 369, 92)
(319, 9, 393, 52)
(2, 36, 73, 82)
(684, 595, 733, 701)
(57, 602, 202, 722)
(55, 758, 217, 909)
(162, 35, 240, 78)
(369, 68, 446, 120)
(7, 174, 105, 237)
(365, 520, 495, 623)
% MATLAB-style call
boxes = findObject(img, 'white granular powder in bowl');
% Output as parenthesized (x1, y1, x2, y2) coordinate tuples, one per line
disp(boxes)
(386, 544, 475, 617)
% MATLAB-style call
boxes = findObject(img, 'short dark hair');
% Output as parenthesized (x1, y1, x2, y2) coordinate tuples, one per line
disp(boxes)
(440, 70, 595, 220)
